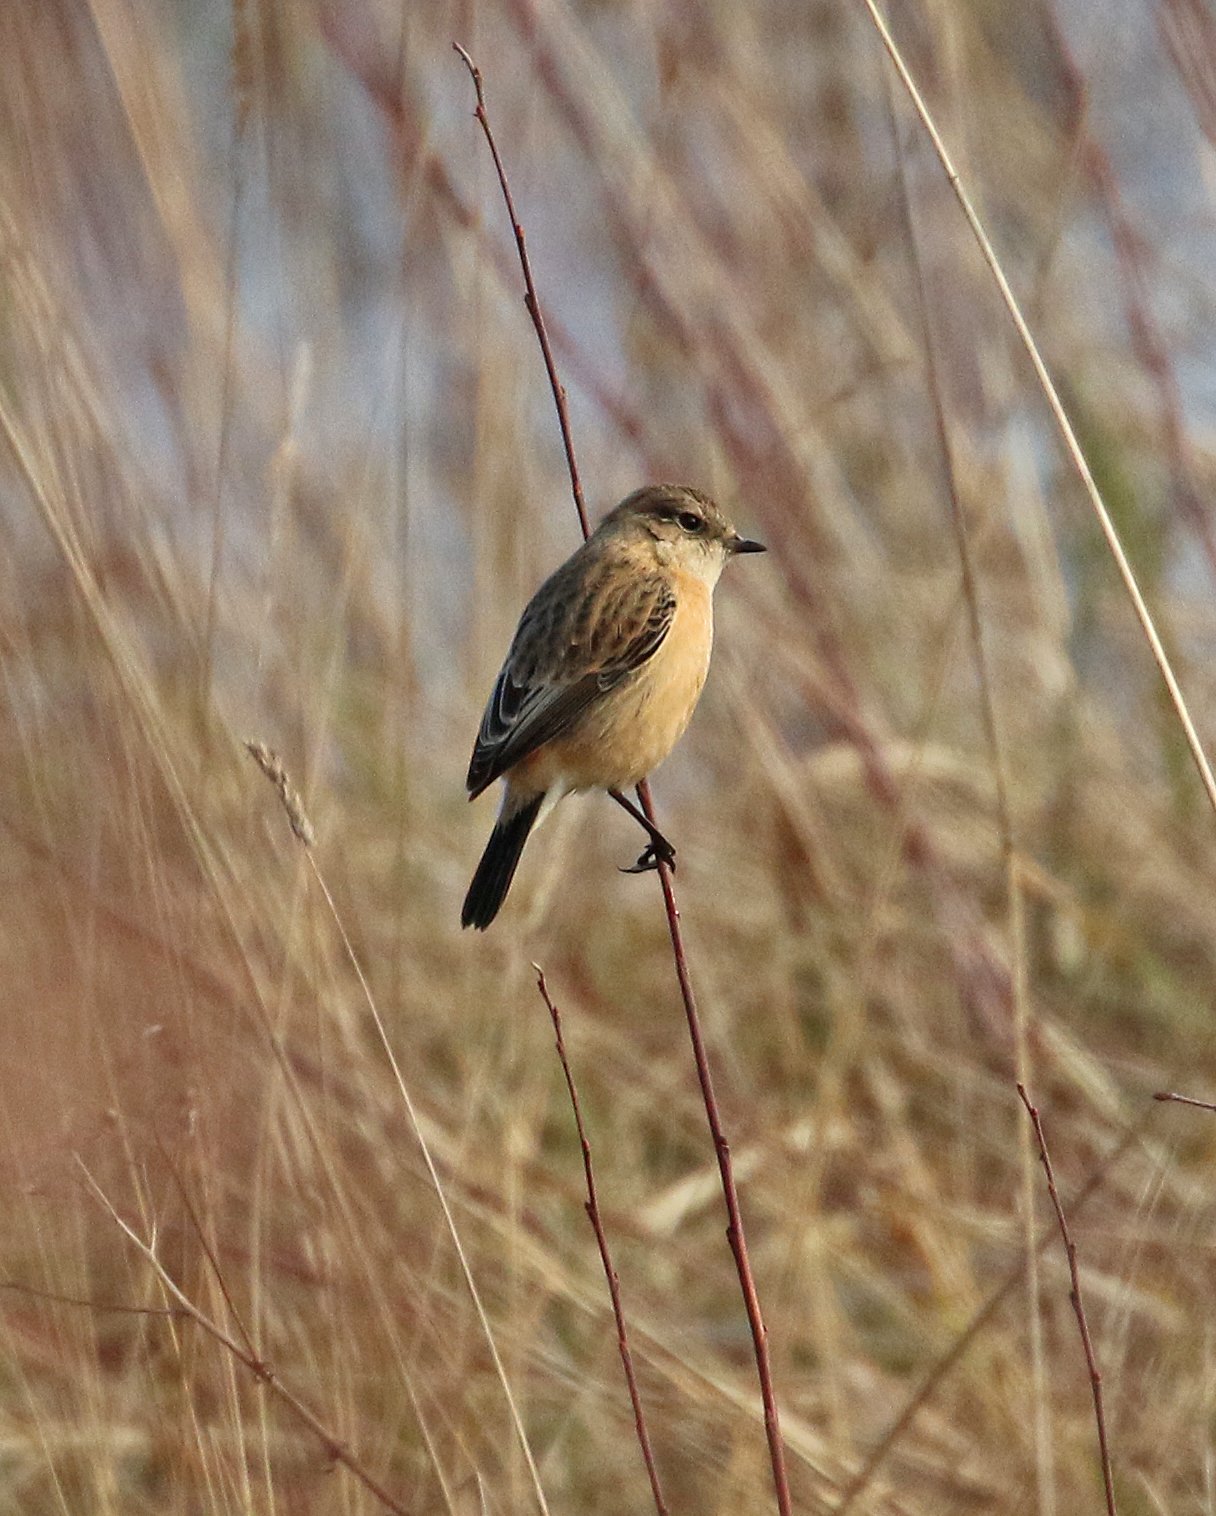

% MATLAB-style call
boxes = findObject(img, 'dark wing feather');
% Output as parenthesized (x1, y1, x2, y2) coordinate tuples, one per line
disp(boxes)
(467, 565, 675, 798)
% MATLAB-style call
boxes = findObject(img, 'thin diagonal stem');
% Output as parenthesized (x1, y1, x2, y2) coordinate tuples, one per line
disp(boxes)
(453, 44, 589, 542)
(0, 1279, 182, 1318)
(306, 850, 551, 1516)
(834, 1115, 1143, 1513)
(1018, 1086, 1118, 1516)
(77, 1161, 411, 1516)
(1154, 1090, 1216, 1113)
(535, 969, 669, 1516)
(245, 743, 550, 1516)
(639, 773, 792, 1516)
(861, 0, 1216, 821)
(889, 96, 1054, 1513)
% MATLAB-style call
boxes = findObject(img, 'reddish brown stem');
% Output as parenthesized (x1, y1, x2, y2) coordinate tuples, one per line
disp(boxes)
(453, 44, 590, 542)
(455, 44, 792, 1516)
(835, 1116, 1142, 1513)
(1017, 1084, 1118, 1516)
(637, 780, 793, 1516)
(535, 969, 670, 1516)
(319, 6, 656, 475)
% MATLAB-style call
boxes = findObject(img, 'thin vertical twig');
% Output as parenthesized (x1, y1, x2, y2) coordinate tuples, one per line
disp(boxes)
(1017, 1085, 1118, 1516)
(454, 44, 793, 1516)
(534, 968, 670, 1516)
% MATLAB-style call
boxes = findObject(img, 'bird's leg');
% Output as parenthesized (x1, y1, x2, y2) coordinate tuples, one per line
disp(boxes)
(608, 788, 677, 874)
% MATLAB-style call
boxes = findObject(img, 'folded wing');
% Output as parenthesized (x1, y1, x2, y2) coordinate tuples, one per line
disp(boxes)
(467, 558, 676, 799)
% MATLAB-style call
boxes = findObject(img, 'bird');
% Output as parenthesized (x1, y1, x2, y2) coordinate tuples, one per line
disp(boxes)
(461, 484, 766, 930)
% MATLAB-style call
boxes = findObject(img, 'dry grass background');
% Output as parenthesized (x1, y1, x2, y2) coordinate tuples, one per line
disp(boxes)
(3, 0, 1216, 1511)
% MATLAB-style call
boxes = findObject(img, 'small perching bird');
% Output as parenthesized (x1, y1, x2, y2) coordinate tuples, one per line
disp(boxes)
(462, 484, 765, 930)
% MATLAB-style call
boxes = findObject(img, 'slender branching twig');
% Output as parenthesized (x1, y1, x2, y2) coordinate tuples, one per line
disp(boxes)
(454, 44, 793, 1516)
(643, 837, 791, 1512)
(76, 1160, 412, 1516)
(835, 1115, 1143, 1513)
(1017, 1085, 1118, 1516)
(534, 967, 669, 1516)
(155, 1127, 260, 1363)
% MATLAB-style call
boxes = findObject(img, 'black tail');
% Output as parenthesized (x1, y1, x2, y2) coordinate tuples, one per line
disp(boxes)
(461, 795, 544, 930)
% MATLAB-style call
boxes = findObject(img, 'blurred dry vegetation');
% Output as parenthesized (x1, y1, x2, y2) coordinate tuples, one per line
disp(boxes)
(3, 0, 1216, 1512)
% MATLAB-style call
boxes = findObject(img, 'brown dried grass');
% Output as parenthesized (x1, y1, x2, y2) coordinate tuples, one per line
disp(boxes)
(2, 2, 1216, 1512)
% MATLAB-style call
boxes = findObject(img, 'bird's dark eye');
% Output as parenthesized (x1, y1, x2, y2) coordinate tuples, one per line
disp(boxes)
(677, 511, 703, 533)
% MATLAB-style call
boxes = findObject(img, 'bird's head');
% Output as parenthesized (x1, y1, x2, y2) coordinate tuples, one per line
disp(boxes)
(598, 484, 765, 584)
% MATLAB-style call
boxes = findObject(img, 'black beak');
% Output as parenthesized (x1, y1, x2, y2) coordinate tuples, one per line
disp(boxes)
(730, 534, 766, 555)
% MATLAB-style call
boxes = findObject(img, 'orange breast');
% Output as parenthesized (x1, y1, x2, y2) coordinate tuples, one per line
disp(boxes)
(512, 572, 714, 796)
